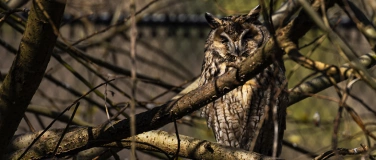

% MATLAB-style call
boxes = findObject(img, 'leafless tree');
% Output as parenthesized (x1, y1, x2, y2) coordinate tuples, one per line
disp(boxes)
(0, 0, 375, 159)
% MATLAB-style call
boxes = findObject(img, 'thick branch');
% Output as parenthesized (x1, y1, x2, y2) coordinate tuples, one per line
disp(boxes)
(271, 0, 300, 29)
(289, 52, 376, 105)
(8, 130, 279, 160)
(0, 0, 65, 157)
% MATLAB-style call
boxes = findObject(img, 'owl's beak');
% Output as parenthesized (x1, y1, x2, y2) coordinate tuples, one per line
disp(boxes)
(234, 45, 240, 56)
(228, 43, 241, 57)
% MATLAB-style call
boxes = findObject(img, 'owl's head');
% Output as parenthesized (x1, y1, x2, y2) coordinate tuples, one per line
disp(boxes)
(204, 5, 269, 63)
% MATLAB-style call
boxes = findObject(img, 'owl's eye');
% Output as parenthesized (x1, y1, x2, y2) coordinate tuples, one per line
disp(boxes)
(219, 33, 231, 44)
(243, 32, 255, 40)
(220, 35, 229, 43)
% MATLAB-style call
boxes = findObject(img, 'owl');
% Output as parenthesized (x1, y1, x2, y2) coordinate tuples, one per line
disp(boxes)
(199, 5, 288, 156)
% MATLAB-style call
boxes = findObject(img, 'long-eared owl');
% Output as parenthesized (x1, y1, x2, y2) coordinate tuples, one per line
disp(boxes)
(199, 5, 288, 156)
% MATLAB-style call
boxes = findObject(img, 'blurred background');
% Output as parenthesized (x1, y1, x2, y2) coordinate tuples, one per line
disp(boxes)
(1, 0, 376, 159)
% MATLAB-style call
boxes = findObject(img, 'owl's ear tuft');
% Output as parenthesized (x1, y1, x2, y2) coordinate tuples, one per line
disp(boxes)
(246, 5, 261, 21)
(205, 12, 221, 29)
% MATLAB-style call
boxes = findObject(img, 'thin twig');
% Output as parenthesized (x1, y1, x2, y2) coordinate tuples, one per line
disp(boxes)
(149, 77, 197, 102)
(0, 8, 28, 23)
(109, 103, 129, 121)
(313, 145, 368, 160)
(52, 102, 80, 156)
(23, 114, 35, 133)
(173, 120, 181, 160)
(34, 114, 46, 130)
(105, 42, 189, 81)
(282, 140, 317, 158)
(71, 0, 159, 46)
(130, 0, 138, 159)
(104, 77, 111, 121)
(326, 71, 345, 157)
(109, 149, 121, 160)
(18, 79, 115, 159)
(272, 78, 288, 158)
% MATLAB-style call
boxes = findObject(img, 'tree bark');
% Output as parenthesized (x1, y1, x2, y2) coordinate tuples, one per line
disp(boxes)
(0, 0, 66, 157)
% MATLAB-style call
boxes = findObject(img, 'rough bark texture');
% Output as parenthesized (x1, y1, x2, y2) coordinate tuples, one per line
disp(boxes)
(0, 0, 66, 157)
(8, 129, 280, 160)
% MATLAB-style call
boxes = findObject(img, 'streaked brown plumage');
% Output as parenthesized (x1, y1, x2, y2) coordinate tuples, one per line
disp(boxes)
(199, 5, 288, 156)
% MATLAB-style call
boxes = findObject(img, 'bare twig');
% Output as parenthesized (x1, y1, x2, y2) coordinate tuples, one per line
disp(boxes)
(71, 0, 159, 46)
(172, 120, 180, 160)
(337, 0, 376, 42)
(23, 114, 35, 133)
(18, 79, 115, 159)
(27, 105, 93, 126)
(104, 77, 111, 121)
(52, 102, 80, 156)
(313, 145, 368, 160)
(109, 103, 129, 121)
(282, 140, 317, 158)
(130, 0, 138, 159)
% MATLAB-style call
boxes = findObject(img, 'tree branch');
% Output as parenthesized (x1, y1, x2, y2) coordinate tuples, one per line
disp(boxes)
(8, 130, 280, 160)
(0, 0, 66, 157)
(289, 52, 376, 105)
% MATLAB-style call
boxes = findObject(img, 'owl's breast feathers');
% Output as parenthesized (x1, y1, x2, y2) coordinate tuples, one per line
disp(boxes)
(200, 63, 287, 155)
